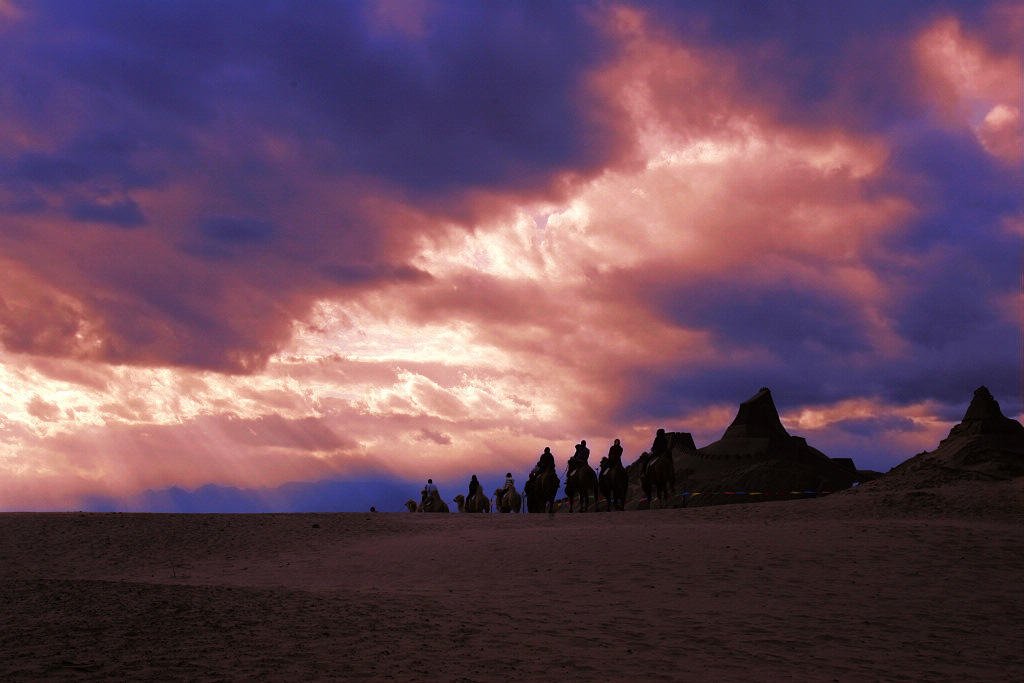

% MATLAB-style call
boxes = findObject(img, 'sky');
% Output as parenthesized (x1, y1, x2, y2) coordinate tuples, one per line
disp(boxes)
(0, 0, 1021, 511)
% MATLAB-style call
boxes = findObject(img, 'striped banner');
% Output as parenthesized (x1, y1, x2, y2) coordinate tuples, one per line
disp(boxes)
(554, 490, 834, 507)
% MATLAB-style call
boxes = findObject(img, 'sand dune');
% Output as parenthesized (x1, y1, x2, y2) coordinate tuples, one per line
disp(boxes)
(1, 479, 1022, 681)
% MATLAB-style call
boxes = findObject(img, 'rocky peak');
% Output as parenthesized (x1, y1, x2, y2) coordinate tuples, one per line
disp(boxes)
(721, 387, 791, 440)
(944, 386, 1024, 441)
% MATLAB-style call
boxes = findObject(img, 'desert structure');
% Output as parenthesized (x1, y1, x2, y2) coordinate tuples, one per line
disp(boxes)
(613, 387, 875, 511)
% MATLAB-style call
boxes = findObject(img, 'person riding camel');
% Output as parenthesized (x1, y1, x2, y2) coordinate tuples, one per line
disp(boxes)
(422, 478, 438, 505)
(644, 429, 669, 477)
(532, 447, 555, 475)
(604, 438, 624, 474)
(524, 471, 537, 501)
(567, 440, 590, 480)
(503, 472, 515, 493)
(467, 474, 479, 501)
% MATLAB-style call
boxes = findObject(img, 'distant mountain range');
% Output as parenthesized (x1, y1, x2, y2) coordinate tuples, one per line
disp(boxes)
(81, 478, 417, 513)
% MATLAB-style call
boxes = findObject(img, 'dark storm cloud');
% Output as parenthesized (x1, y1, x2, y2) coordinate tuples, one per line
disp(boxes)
(615, 277, 879, 419)
(69, 198, 146, 227)
(253, 1, 620, 195)
(21, 0, 621, 197)
(831, 414, 920, 437)
(620, 362, 839, 426)
(198, 216, 277, 245)
(180, 215, 280, 260)
(867, 122, 1023, 412)
(9, 152, 91, 187)
(642, 0, 990, 130)
(657, 280, 873, 355)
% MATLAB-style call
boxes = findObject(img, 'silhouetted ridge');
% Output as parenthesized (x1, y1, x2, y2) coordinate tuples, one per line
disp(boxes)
(721, 387, 790, 439)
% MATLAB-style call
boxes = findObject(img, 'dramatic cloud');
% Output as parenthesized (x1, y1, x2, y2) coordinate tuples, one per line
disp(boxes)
(0, 1, 1019, 510)
(914, 11, 1024, 164)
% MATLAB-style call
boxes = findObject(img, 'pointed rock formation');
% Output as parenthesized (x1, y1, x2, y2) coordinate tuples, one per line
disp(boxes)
(624, 388, 862, 508)
(944, 386, 1024, 440)
(691, 387, 861, 500)
(721, 387, 789, 439)
(869, 386, 1024, 490)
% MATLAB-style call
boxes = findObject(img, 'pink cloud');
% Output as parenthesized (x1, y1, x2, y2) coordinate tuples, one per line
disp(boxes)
(913, 13, 1023, 165)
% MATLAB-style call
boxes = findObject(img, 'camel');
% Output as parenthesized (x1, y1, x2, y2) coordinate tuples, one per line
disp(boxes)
(640, 451, 676, 510)
(493, 487, 521, 513)
(598, 460, 628, 511)
(524, 479, 538, 513)
(564, 461, 598, 512)
(416, 489, 450, 513)
(528, 467, 560, 514)
(404, 500, 417, 512)
(453, 489, 490, 513)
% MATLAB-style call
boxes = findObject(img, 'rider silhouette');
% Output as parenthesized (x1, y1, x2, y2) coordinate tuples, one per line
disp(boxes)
(567, 440, 590, 481)
(533, 447, 555, 474)
(606, 438, 624, 470)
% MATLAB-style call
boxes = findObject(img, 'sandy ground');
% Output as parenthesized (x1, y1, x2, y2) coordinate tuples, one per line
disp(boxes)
(1, 479, 1022, 681)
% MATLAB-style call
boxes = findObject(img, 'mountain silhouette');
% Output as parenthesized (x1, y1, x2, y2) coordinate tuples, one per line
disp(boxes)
(869, 386, 1024, 490)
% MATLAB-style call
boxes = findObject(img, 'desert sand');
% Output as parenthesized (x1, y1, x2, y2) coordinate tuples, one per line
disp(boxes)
(1, 479, 1022, 681)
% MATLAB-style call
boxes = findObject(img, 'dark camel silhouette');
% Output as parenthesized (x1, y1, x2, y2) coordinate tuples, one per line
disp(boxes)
(530, 467, 560, 514)
(640, 451, 676, 510)
(417, 489, 450, 513)
(493, 487, 521, 513)
(599, 461, 628, 511)
(565, 462, 598, 512)
(453, 490, 490, 513)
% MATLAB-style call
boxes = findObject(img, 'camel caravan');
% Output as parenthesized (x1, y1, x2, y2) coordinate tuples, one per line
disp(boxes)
(406, 435, 664, 514)
(404, 386, 899, 514)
